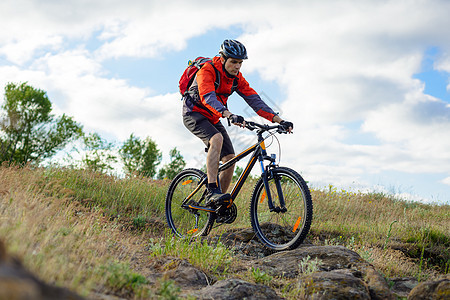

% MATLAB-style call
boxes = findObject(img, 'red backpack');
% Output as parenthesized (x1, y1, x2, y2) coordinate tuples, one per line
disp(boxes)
(178, 56, 237, 97)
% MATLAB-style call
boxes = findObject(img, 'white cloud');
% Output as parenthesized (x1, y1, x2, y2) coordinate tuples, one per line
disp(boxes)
(1, 0, 450, 202)
(235, 0, 450, 191)
(435, 55, 450, 73)
(442, 177, 450, 186)
(434, 53, 450, 96)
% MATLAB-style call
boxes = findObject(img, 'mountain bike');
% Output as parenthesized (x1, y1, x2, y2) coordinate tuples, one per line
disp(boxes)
(165, 120, 313, 251)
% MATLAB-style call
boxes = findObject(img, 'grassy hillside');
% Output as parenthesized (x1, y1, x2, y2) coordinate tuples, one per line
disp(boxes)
(0, 166, 448, 298)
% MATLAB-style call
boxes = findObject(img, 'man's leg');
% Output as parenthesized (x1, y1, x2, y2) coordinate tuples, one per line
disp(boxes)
(206, 133, 223, 185)
(182, 112, 231, 205)
(220, 154, 235, 193)
(205, 133, 232, 206)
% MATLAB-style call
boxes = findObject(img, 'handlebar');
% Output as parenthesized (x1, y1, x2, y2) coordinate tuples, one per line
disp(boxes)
(244, 120, 290, 134)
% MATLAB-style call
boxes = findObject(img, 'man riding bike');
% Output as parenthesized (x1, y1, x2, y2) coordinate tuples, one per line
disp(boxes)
(182, 39, 293, 208)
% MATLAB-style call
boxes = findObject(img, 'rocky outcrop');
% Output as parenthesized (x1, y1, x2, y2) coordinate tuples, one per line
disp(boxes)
(190, 278, 281, 300)
(407, 274, 450, 300)
(390, 277, 419, 298)
(0, 239, 85, 300)
(299, 270, 373, 299)
(250, 245, 395, 299)
(137, 257, 281, 299)
(146, 242, 396, 299)
(161, 259, 211, 289)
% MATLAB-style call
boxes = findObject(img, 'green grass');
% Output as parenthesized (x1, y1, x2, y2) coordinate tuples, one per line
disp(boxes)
(250, 267, 273, 285)
(1, 166, 449, 299)
(41, 167, 167, 219)
(100, 261, 149, 297)
(149, 234, 233, 274)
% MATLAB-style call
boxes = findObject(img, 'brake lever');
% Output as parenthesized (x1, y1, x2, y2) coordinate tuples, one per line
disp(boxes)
(245, 121, 256, 131)
(277, 125, 288, 134)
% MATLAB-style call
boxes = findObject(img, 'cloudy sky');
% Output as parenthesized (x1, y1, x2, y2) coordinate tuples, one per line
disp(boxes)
(1, 0, 449, 204)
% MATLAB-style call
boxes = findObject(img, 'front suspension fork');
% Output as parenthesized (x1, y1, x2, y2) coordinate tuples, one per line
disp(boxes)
(260, 160, 287, 213)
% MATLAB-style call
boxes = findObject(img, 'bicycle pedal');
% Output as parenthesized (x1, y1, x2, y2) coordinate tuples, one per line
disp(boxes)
(216, 216, 226, 223)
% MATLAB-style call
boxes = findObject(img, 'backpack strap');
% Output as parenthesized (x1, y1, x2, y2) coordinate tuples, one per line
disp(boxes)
(230, 77, 238, 95)
(185, 62, 238, 116)
(209, 62, 221, 91)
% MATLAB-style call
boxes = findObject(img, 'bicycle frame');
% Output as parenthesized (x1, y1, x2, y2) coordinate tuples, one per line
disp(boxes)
(182, 125, 285, 214)
(166, 120, 312, 250)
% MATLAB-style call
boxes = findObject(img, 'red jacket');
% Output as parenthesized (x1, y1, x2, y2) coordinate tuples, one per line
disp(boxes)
(182, 56, 276, 124)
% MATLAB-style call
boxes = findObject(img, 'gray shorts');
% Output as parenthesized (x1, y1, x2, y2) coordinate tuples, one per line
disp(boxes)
(183, 112, 235, 159)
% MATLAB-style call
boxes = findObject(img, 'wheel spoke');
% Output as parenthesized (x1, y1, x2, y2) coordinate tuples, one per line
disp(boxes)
(250, 167, 313, 251)
(165, 169, 213, 238)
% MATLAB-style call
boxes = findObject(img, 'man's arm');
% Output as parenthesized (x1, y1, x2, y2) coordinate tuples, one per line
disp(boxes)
(224, 109, 281, 124)
(222, 110, 233, 118)
(196, 64, 227, 117)
(272, 115, 283, 123)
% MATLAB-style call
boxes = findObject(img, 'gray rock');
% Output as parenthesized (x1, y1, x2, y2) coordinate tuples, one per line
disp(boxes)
(407, 274, 450, 300)
(162, 259, 210, 289)
(252, 245, 366, 278)
(390, 277, 419, 298)
(190, 278, 281, 300)
(250, 245, 395, 299)
(0, 239, 85, 300)
(299, 270, 371, 299)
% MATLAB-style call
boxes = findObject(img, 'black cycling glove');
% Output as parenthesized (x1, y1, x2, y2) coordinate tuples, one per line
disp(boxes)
(280, 120, 293, 130)
(228, 114, 245, 124)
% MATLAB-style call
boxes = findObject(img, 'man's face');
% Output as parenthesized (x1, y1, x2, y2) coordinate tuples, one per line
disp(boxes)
(222, 57, 243, 76)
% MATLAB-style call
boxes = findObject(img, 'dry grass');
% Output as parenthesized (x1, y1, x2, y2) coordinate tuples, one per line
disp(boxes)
(0, 166, 152, 297)
(311, 186, 449, 279)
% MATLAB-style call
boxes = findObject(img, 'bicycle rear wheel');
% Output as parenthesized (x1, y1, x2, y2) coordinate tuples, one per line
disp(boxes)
(165, 168, 214, 238)
(250, 167, 313, 251)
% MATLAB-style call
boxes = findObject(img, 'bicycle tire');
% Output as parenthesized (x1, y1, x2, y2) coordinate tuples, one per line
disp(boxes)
(165, 168, 214, 238)
(249, 167, 313, 251)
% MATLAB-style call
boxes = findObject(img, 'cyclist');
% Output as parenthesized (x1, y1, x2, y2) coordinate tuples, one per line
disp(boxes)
(182, 39, 293, 207)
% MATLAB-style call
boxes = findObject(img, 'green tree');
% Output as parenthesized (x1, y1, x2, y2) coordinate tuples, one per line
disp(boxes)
(120, 134, 162, 178)
(0, 82, 82, 165)
(232, 165, 244, 181)
(157, 147, 186, 180)
(81, 132, 118, 174)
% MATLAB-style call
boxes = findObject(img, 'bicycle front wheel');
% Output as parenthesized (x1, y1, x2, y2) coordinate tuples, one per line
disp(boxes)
(250, 167, 313, 251)
(165, 168, 214, 238)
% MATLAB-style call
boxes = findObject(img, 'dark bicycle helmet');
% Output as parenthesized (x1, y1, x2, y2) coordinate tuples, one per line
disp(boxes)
(219, 39, 248, 59)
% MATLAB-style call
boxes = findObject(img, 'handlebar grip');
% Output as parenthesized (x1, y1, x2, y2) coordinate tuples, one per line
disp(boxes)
(245, 121, 256, 131)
